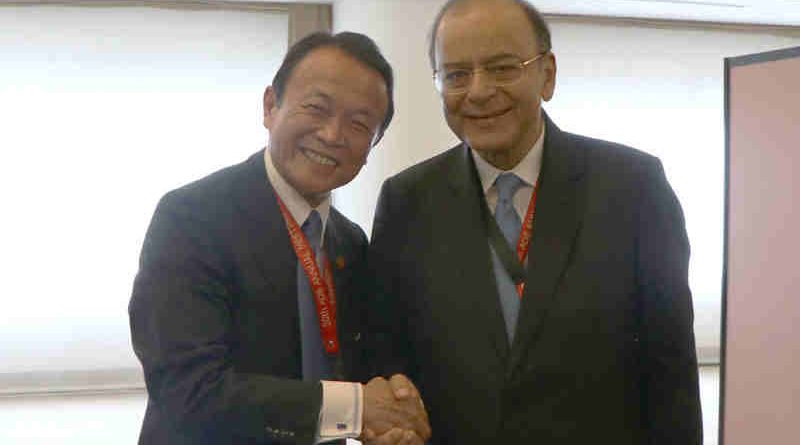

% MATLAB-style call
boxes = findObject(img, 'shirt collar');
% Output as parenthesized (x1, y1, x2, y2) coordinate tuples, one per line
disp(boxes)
(471, 124, 546, 194)
(264, 149, 331, 241)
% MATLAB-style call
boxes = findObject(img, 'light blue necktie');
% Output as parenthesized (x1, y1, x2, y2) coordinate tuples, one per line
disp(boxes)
(492, 173, 525, 342)
(298, 210, 331, 381)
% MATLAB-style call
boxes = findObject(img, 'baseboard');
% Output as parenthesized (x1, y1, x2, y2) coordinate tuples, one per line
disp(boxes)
(0, 368, 144, 397)
(0, 345, 721, 397)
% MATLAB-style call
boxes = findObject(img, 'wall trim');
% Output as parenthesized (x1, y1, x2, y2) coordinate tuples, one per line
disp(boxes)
(545, 13, 800, 33)
(0, 368, 144, 398)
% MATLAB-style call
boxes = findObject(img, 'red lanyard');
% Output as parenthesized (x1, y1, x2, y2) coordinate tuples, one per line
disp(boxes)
(514, 180, 540, 297)
(276, 197, 339, 355)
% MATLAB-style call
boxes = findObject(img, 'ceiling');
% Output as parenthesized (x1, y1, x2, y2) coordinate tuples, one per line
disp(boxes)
(299, 0, 800, 27)
(531, 0, 800, 27)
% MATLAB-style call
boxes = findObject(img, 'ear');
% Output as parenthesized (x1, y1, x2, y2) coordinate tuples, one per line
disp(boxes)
(263, 86, 279, 130)
(540, 52, 557, 102)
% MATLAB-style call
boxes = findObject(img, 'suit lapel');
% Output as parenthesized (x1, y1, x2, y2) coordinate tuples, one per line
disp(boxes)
(320, 214, 345, 379)
(509, 116, 587, 371)
(443, 147, 513, 362)
(232, 150, 297, 308)
(322, 213, 353, 336)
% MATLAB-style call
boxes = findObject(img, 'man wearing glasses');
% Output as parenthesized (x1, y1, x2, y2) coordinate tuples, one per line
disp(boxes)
(368, 0, 703, 443)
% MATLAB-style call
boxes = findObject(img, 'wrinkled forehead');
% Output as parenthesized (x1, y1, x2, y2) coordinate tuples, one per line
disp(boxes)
(434, 0, 539, 66)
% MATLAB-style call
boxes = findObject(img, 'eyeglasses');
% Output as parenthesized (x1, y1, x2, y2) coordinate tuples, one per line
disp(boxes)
(433, 52, 548, 95)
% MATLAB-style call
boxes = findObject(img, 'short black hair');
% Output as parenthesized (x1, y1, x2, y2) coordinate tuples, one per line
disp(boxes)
(271, 31, 394, 144)
(428, 0, 552, 69)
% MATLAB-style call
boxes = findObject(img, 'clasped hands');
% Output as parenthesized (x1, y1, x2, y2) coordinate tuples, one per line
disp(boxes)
(361, 374, 431, 445)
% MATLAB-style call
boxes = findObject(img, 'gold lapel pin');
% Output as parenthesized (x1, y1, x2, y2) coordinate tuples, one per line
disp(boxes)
(335, 256, 346, 270)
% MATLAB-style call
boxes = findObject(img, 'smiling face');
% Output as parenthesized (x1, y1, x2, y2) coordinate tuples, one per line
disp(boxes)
(434, 0, 556, 169)
(263, 46, 389, 205)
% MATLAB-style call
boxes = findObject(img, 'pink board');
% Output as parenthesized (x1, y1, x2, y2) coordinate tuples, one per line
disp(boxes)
(722, 46, 800, 444)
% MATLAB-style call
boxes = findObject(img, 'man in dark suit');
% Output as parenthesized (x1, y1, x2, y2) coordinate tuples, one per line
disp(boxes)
(130, 32, 429, 445)
(369, 0, 703, 443)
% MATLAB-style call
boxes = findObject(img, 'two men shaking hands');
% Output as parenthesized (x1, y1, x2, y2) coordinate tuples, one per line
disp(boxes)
(130, 1, 703, 444)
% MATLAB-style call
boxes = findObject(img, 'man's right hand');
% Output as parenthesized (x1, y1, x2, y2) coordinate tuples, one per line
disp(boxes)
(361, 374, 431, 443)
(363, 428, 424, 445)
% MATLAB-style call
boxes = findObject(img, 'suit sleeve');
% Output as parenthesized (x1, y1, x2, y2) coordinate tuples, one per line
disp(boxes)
(636, 158, 703, 444)
(367, 179, 417, 379)
(129, 191, 321, 444)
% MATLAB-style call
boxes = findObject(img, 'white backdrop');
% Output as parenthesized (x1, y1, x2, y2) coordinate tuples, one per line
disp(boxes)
(0, 4, 287, 379)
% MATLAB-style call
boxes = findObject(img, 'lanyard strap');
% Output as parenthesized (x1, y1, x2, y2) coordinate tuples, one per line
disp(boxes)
(276, 198, 340, 355)
(514, 180, 540, 297)
(475, 169, 541, 298)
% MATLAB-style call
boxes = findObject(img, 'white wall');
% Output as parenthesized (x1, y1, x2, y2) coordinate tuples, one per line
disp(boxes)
(333, 0, 457, 231)
(0, 4, 287, 386)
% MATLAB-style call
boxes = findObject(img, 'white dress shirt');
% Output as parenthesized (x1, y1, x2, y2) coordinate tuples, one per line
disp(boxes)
(471, 124, 546, 218)
(264, 149, 363, 443)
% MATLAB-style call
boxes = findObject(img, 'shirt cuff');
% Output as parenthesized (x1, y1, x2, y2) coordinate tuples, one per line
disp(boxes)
(317, 380, 363, 442)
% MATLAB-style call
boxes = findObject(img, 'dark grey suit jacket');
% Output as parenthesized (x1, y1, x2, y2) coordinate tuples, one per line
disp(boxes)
(130, 150, 371, 444)
(369, 115, 703, 444)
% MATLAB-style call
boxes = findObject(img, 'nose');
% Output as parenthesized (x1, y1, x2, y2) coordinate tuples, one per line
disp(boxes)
(317, 117, 346, 147)
(465, 69, 497, 103)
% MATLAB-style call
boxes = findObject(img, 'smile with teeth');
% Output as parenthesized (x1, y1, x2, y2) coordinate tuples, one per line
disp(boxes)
(302, 148, 337, 166)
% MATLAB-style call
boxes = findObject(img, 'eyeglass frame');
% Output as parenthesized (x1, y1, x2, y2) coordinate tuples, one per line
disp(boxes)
(432, 51, 549, 95)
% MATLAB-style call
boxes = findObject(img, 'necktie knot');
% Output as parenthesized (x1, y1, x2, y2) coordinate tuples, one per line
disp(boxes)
(302, 210, 322, 254)
(495, 173, 524, 206)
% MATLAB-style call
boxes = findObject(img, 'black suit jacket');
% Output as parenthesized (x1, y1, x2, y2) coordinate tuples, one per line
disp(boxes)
(369, 115, 703, 444)
(130, 150, 371, 444)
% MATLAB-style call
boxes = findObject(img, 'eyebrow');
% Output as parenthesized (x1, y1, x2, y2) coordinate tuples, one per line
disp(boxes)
(304, 89, 333, 102)
(306, 88, 377, 120)
(350, 109, 376, 121)
(441, 52, 522, 69)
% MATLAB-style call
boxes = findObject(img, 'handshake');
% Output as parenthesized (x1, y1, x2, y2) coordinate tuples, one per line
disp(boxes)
(361, 374, 431, 445)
